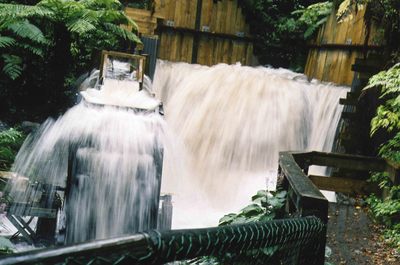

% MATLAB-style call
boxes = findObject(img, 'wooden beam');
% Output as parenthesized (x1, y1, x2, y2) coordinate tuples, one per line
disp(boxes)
(279, 152, 328, 223)
(307, 43, 383, 51)
(339, 97, 358, 106)
(305, 151, 387, 172)
(309, 175, 379, 195)
(157, 24, 254, 43)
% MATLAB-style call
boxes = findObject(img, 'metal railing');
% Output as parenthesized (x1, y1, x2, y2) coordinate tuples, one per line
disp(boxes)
(0, 217, 325, 265)
(4, 151, 394, 264)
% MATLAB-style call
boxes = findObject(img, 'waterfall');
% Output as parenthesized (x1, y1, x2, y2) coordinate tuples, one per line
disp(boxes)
(154, 60, 348, 228)
(4, 59, 348, 242)
(6, 79, 165, 244)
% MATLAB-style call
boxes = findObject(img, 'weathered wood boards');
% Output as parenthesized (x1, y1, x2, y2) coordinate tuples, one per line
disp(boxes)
(304, 5, 384, 85)
(124, 7, 158, 35)
(126, 1, 254, 66)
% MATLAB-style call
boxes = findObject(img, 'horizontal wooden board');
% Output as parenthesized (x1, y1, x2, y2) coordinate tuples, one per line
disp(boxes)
(309, 175, 379, 195)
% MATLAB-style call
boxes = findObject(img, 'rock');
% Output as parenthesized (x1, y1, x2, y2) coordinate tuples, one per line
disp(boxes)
(20, 121, 40, 134)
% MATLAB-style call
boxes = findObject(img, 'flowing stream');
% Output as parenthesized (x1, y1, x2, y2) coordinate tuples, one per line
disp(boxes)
(154, 60, 348, 228)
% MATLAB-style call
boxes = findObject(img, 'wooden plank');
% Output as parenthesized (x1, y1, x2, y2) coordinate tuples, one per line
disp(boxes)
(322, 50, 334, 81)
(245, 42, 253, 65)
(210, 0, 217, 32)
(154, 0, 167, 19)
(309, 175, 379, 195)
(339, 97, 358, 106)
(167, 0, 177, 23)
(315, 50, 328, 80)
(296, 151, 387, 172)
(225, 0, 234, 34)
(189, 0, 198, 29)
(279, 152, 328, 223)
(200, 0, 209, 28)
(173, 0, 183, 27)
(220, 0, 228, 33)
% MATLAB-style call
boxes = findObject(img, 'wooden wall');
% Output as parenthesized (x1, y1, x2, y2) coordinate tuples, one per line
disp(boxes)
(124, 7, 158, 35)
(304, 5, 384, 85)
(126, 0, 254, 66)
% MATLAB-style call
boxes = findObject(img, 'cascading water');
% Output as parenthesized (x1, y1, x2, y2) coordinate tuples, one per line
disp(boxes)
(4, 58, 348, 244)
(6, 77, 165, 244)
(154, 60, 348, 228)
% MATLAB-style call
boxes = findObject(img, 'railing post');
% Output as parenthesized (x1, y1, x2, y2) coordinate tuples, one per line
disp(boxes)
(279, 152, 329, 265)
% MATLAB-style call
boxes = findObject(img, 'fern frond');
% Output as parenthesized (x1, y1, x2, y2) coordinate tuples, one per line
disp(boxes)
(0, 35, 15, 48)
(1, 54, 23, 80)
(123, 14, 139, 31)
(104, 23, 141, 44)
(66, 19, 96, 35)
(0, 4, 53, 20)
(18, 43, 45, 57)
(80, 0, 122, 10)
(7, 20, 49, 45)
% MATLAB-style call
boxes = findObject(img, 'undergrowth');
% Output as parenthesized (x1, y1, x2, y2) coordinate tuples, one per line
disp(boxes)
(365, 63, 400, 250)
(0, 127, 25, 171)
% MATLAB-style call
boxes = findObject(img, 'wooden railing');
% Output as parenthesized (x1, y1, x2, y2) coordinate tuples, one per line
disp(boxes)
(278, 151, 400, 265)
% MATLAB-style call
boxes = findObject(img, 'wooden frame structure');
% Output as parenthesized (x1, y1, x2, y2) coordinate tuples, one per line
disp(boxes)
(99, 50, 146, 86)
(278, 151, 400, 264)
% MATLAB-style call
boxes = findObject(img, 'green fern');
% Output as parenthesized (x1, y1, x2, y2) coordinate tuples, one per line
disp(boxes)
(104, 22, 141, 44)
(0, 128, 25, 171)
(0, 0, 141, 81)
(0, 3, 53, 20)
(6, 20, 49, 45)
(1, 54, 23, 80)
(66, 18, 97, 34)
(0, 35, 15, 48)
(292, 1, 333, 39)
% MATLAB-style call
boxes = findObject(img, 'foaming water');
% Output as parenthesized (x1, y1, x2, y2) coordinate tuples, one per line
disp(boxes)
(154, 60, 348, 228)
(7, 80, 165, 244)
(5, 59, 348, 242)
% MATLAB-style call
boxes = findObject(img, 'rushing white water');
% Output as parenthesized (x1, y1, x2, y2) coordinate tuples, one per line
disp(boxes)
(5, 59, 348, 242)
(154, 60, 348, 228)
(7, 80, 165, 244)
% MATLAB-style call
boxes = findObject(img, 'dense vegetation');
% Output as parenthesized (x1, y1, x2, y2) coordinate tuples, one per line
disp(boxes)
(0, 128, 25, 171)
(364, 64, 400, 249)
(238, 0, 333, 70)
(0, 0, 141, 123)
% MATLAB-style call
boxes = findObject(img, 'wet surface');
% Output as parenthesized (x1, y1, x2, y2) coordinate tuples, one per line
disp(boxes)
(326, 199, 399, 265)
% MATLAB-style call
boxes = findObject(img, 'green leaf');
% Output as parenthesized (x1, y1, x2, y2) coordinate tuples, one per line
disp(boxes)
(7, 19, 48, 44)
(0, 35, 15, 48)
(2, 54, 22, 80)
(240, 203, 264, 216)
(66, 19, 96, 35)
(251, 190, 267, 201)
(218, 213, 237, 226)
(104, 23, 142, 44)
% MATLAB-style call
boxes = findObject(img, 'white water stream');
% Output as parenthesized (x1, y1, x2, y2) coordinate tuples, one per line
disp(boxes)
(154, 60, 348, 228)
(6, 80, 165, 244)
(3, 59, 348, 244)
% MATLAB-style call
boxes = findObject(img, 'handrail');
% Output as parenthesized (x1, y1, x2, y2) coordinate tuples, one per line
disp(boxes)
(0, 217, 325, 265)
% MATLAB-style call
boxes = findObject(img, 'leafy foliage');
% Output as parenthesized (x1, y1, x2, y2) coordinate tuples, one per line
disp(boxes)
(0, 128, 25, 171)
(238, 0, 329, 71)
(219, 189, 287, 226)
(0, 0, 141, 122)
(364, 63, 400, 250)
(214, 189, 286, 262)
(292, 1, 333, 39)
(366, 63, 400, 135)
